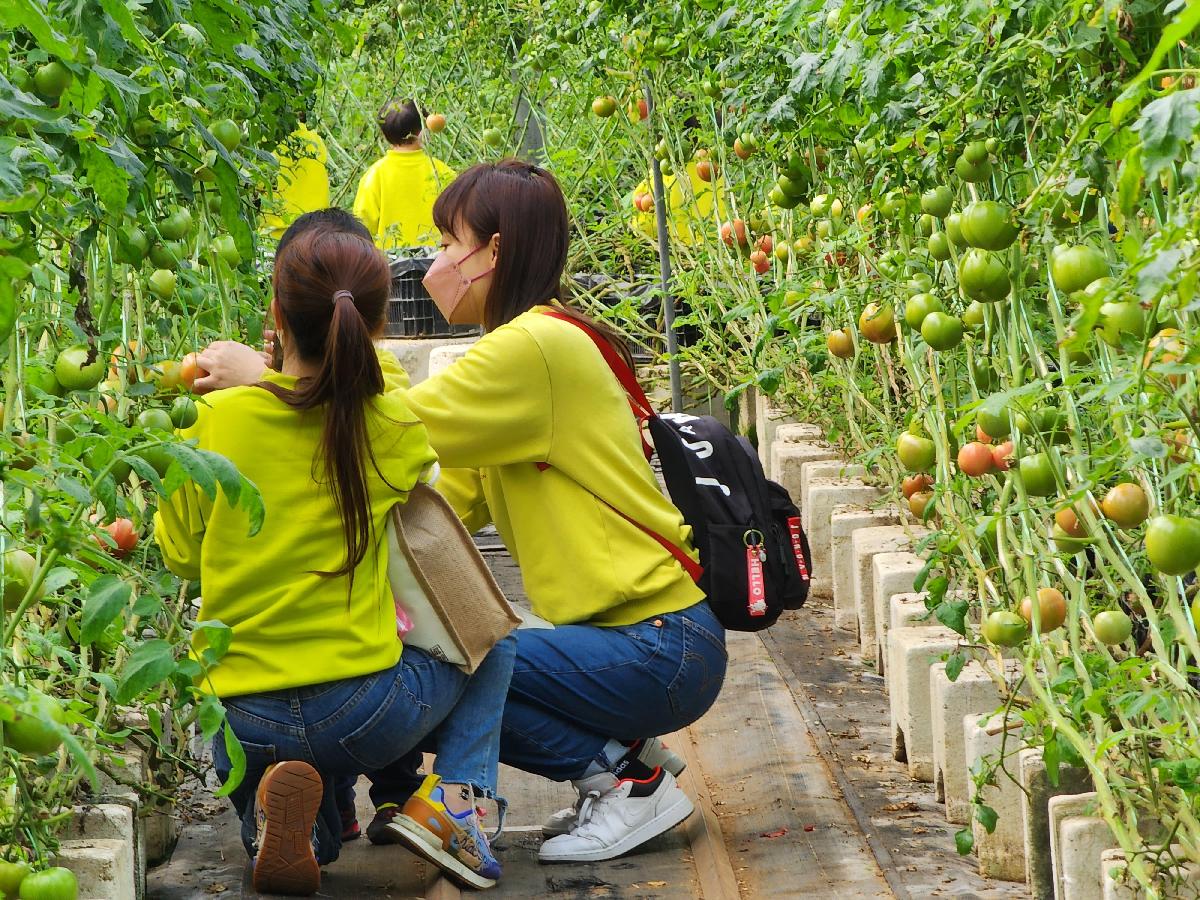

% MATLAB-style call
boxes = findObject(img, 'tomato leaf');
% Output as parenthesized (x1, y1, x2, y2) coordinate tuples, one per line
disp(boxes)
(0, 0, 75, 58)
(215, 722, 247, 798)
(194, 620, 233, 661)
(42, 566, 76, 594)
(60, 728, 101, 791)
(97, 0, 146, 47)
(81, 575, 131, 645)
(55, 473, 92, 505)
(1117, 1, 1200, 121)
(934, 596, 969, 637)
(239, 476, 265, 537)
(945, 650, 966, 683)
(197, 448, 242, 505)
(164, 442, 217, 500)
(975, 803, 998, 834)
(126, 453, 164, 494)
(954, 827, 974, 856)
(116, 639, 177, 703)
(1132, 89, 1200, 180)
(197, 693, 226, 741)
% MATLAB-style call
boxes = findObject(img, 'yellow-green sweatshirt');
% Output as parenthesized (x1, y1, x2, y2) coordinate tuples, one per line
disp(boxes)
(405, 307, 703, 626)
(153, 370, 437, 697)
(352, 149, 456, 249)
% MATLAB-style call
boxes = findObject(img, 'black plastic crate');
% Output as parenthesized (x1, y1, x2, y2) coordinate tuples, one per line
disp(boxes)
(386, 256, 479, 339)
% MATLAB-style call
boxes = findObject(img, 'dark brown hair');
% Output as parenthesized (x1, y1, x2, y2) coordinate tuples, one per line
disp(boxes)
(378, 98, 423, 145)
(269, 227, 390, 587)
(432, 159, 631, 365)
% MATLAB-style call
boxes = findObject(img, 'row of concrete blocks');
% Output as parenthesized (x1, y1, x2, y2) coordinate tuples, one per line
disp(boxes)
(53, 739, 177, 899)
(768, 423, 1196, 899)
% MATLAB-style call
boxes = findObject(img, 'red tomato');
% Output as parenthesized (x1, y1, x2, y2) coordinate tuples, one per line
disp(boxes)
(975, 424, 993, 444)
(105, 518, 138, 559)
(958, 442, 995, 477)
(991, 441, 1014, 471)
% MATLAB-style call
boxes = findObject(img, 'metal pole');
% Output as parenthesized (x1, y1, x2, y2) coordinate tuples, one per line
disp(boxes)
(644, 78, 684, 414)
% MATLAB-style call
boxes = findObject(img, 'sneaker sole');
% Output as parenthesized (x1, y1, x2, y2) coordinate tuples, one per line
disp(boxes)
(366, 818, 406, 846)
(253, 761, 323, 896)
(383, 814, 498, 890)
(537, 791, 695, 863)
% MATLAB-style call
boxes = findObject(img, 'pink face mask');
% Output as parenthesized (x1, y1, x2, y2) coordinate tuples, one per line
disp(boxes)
(422, 244, 492, 322)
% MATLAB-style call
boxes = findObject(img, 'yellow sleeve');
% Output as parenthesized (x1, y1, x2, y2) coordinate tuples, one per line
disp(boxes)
(406, 325, 553, 469)
(352, 167, 379, 238)
(434, 467, 492, 533)
(432, 157, 456, 189)
(376, 347, 411, 394)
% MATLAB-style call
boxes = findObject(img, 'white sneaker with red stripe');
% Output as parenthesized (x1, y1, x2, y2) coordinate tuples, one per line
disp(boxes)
(541, 739, 686, 838)
(537, 767, 694, 863)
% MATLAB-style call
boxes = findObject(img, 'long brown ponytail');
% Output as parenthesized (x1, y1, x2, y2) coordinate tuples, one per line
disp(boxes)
(268, 228, 391, 587)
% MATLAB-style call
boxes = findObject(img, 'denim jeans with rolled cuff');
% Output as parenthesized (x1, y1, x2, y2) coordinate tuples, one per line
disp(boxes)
(500, 599, 727, 781)
(213, 636, 516, 865)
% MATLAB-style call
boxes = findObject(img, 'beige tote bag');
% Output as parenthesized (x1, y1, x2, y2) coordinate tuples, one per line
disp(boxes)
(386, 483, 521, 673)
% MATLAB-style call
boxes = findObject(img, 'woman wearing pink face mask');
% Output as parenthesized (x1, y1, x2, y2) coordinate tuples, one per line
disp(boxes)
(200, 161, 728, 865)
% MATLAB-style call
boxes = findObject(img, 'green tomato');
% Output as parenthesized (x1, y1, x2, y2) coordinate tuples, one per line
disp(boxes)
(921, 312, 964, 351)
(158, 208, 194, 242)
(955, 155, 993, 183)
(982, 610, 1028, 648)
(17, 866, 77, 900)
(33, 61, 72, 98)
(770, 186, 801, 209)
(1092, 610, 1133, 646)
(776, 173, 807, 200)
(1051, 244, 1109, 295)
(115, 226, 150, 266)
(136, 408, 174, 433)
(170, 396, 199, 429)
(897, 432, 937, 473)
(210, 118, 242, 152)
(963, 300, 986, 329)
(482, 128, 504, 148)
(944, 212, 966, 247)
(977, 402, 1012, 440)
(136, 444, 174, 477)
(211, 235, 241, 267)
(904, 293, 943, 329)
(1097, 300, 1145, 347)
(1144, 515, 1200, 576)
(927, 231, 952, 261)
(25, 363, 64, 397)
(148, 241, 183, 271)
(962, 140, 989, 165)
(920, 185, 954, 218)
(54, 345, 106, 392)
(5, 689, 66, 757)
(148, 269, 177, 300)
(2, 549, 41, 612)
(1019, 452, 1057, 498)
(0, 861, 32, 896)
(959, 201, 1019, 251)
(958, 249, 1011, 302)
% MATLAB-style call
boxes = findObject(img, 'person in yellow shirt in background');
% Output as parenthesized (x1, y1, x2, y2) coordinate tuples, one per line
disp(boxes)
(263, 116, 331, 240)
(628, 117, 725, 246)
(353, 99, 456, 250)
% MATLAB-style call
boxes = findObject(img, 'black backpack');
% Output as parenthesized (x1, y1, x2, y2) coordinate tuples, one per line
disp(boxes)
(546, 312, 811, 631)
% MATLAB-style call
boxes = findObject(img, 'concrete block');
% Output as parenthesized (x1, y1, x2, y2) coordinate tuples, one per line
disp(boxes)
(774, 422, 824, 444)
(378, 337, 476, 386)
(1059, 815, 1115, 900)
(829, 506, 900, 627)
(66, 803, 139, 898)
(144, 800, 180, 868)
(932, 661, 1007, 823)
(965, 713, 1027, 882)
(888, 626, 960, 781)
(871, 551, 927, 674)
(890, 592, 932, 630)
(427, 342, 476, 378)
(1018, 748, 1093, 899)
(1101, 848, 1200, 899)
(56, 838, 135, 900)
(808, 482, 884, 608)
(1049, 793, 1099, 899)
(852, 525, 926, 662)
(755, 395, 795, 470)
(799, 461, 867, 521)
(772, 442, 842, 505)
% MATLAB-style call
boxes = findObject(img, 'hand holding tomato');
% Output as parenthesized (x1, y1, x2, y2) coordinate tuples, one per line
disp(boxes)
(192, 341, 270, 393)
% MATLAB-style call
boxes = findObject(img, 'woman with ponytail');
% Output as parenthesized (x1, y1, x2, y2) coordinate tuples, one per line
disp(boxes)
(154, 213, 513, 894)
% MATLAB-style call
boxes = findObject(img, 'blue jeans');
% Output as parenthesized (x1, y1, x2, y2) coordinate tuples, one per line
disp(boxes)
(213, 637, 516, 865)
(500, 600, 727, 781)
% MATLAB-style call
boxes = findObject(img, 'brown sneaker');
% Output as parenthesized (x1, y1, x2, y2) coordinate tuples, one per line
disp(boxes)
(252, 760, 323, 896)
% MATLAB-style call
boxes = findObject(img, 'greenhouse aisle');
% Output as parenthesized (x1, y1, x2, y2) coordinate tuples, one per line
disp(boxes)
(148, 544, 1027, 899)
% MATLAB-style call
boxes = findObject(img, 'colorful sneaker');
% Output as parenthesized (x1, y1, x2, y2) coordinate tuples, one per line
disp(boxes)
(387, 774, 502, 889)
(365, 802, 404, 846)
(251, 760, 323, 896)
(541, 739, 686, 838)
(340, 807, 361, 842)
(538, 767, 694, 863)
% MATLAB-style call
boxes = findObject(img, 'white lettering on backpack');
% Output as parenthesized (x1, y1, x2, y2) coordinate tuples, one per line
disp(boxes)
(682, 438, 714, 459)
(696, 476, 731, 497)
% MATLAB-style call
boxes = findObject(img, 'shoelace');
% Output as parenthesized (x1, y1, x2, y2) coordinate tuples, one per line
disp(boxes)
(574, 789, 605, 831)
